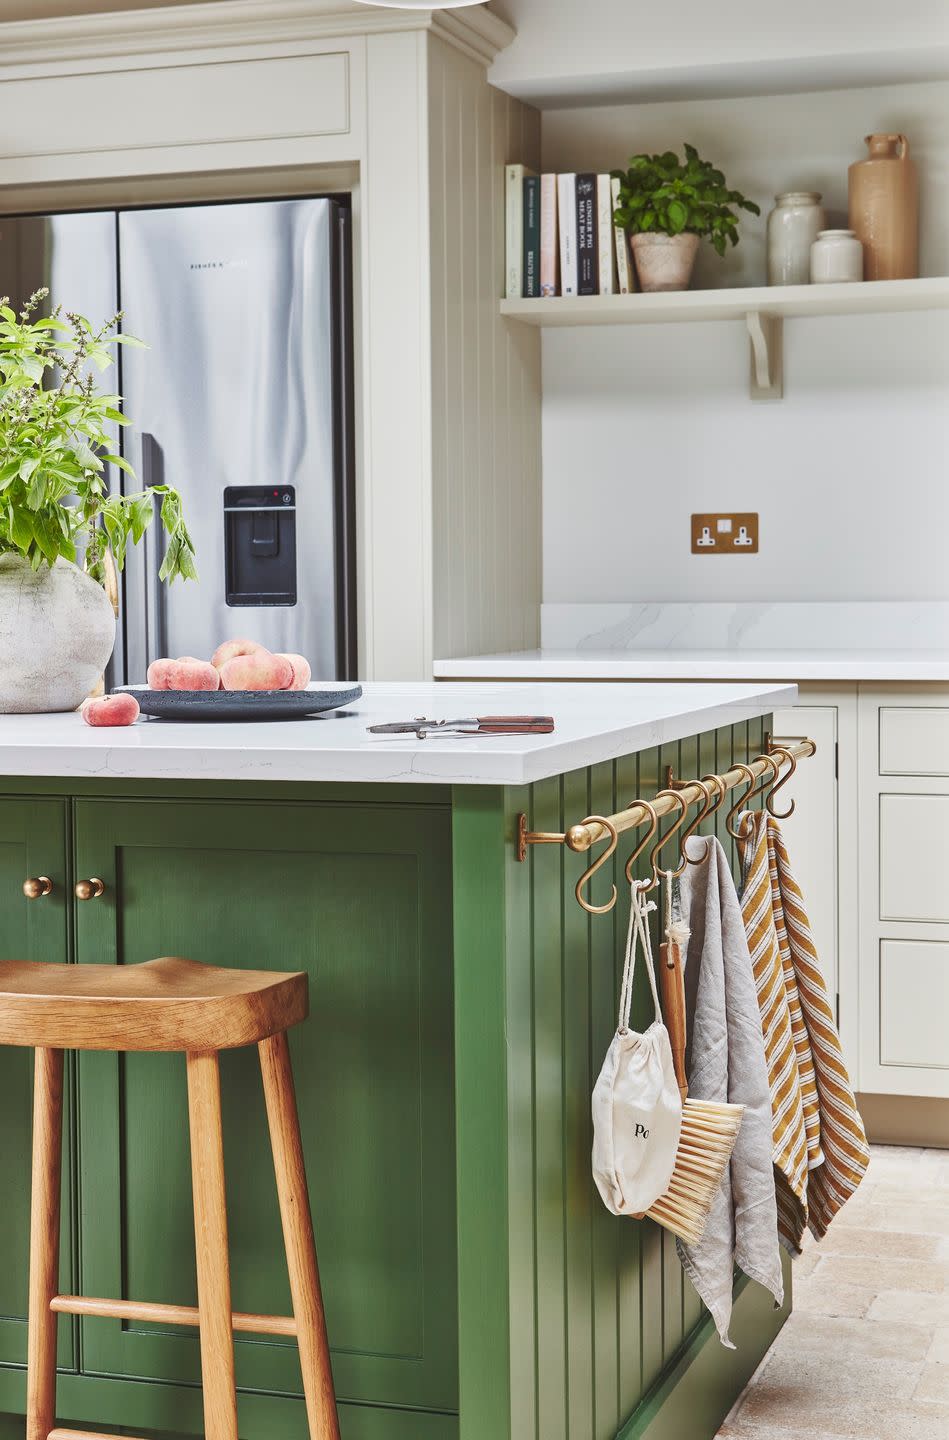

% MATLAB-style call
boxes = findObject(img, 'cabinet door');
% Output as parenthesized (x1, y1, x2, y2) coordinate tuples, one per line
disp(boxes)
(73, 798, 456, 1413)
(770, 706, 839, 996)
(858, 686, 949, 1098)
(0, 798, 75, 1369)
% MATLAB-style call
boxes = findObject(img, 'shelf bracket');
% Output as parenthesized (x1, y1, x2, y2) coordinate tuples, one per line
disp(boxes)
(746, 310, 783, 401)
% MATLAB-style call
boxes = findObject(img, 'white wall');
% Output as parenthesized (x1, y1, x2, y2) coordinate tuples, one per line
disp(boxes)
(541, 80, 949, 605)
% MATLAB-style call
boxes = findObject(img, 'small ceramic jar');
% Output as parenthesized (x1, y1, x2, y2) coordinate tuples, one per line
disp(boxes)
(810, 229, 864, 284)
(767, 192, 825, 285)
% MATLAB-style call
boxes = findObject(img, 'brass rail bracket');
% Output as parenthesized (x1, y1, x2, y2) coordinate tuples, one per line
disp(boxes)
(517, 814, 593, 862)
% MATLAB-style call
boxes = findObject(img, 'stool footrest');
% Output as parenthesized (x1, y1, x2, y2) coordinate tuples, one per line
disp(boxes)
(49, 1431, 149, 1439)
(50, 1294, 297, 1338)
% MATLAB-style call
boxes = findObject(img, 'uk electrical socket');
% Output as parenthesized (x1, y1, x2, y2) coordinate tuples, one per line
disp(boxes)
(691, 513, 759, 554)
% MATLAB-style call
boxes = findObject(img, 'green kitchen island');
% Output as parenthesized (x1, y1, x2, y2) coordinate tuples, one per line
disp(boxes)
(0, 680, 796, 1440)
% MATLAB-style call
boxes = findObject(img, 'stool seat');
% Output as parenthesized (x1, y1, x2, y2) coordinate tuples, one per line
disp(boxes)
(0, 957, 308, 1052)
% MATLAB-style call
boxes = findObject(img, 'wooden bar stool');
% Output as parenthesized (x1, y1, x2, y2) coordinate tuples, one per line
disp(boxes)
(0, 956, 341, 1440)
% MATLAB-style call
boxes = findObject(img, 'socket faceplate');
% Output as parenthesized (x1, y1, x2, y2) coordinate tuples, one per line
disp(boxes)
(691, 512, 759, 554)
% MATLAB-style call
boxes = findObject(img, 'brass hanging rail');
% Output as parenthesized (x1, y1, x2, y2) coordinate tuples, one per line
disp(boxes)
(515, 735, 817, 913)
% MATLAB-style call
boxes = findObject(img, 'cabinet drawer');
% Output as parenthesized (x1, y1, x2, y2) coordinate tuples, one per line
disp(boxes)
(880, 940, 949, 1068)
(880, 794, 949, 922)
(880, 708, 949, 776)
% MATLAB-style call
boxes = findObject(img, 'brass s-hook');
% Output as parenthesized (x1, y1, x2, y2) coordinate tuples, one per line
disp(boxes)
(624, 800, 659, 884)
(725, 762, 759, 840)
(748, 753, 782, 811)
(646, 790, 690, 888)
(767, 745, 797, 818)
(574, 815, 619, 915)
(679, 778, 714, 864)
(701, 773, 728, 820)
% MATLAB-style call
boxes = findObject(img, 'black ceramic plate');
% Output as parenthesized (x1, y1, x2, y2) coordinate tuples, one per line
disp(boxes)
(114, 683, 363, 722)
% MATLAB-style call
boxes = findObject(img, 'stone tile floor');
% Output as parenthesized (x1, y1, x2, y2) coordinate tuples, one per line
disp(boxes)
(716, 1144, 949, 1440)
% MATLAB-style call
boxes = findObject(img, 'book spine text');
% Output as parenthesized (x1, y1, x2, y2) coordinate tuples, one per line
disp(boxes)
(611, 175, 633, 294)
(523, 175, 541, 298)
(540, 173, 559, 296)
(576, 173, 597, 296)
(557, 173, 578, 297)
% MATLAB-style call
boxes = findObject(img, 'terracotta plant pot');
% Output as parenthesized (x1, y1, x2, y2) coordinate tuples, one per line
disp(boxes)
(630, 232, 700, 292)
(0, 554, 116, 713)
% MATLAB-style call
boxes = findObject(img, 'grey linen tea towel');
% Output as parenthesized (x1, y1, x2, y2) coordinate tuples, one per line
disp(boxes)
(673, 834, 783, 1346)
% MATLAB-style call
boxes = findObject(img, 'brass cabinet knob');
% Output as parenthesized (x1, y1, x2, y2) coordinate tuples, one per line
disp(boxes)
(23, 876, 53, 900)
(75, 878, 106, 901)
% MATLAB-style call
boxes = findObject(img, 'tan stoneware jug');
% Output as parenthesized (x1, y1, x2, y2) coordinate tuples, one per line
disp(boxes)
(848, 133, 918, 280)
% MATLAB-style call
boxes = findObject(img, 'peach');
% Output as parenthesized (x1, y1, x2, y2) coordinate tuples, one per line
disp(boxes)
(219, 650, 293, 692)
(81, 693, 141, 727)
(211, 637, 266, 671)
(277, 653, 311, 691)
(147, 657, 221, 692)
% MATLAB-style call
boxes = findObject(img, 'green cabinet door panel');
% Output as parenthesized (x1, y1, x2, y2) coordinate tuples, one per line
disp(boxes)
(0, 798, 76, 1370)
(71, 799, 457, 1416)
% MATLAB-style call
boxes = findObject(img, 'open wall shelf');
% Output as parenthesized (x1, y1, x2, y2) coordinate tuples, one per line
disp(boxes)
(500, 276, 949, 399)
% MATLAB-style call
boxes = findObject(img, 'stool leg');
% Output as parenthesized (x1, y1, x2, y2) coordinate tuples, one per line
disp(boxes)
(186, 1051, 239, 1440)
(259, 1032, 340, 1440)
(26, 1047, 64, 1440)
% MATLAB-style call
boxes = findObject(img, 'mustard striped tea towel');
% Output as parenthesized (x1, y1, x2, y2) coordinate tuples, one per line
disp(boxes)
(740, 811, 869, 1251)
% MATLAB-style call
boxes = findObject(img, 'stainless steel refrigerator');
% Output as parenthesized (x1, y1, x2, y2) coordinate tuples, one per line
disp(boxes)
(0, 197, 356, 685)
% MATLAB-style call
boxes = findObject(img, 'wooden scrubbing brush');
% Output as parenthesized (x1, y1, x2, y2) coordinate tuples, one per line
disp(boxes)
(643, 920, 744, 1245)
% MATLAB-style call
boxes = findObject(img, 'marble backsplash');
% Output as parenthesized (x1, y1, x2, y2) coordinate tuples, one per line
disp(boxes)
(542, 603, 949, 653)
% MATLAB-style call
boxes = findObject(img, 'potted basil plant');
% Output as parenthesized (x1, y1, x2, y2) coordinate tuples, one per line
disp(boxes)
(0, 290, 196, 714)
(612, 144, 760, 292)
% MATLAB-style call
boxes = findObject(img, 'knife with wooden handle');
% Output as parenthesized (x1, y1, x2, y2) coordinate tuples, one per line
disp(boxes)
(368, 715, 555, 738)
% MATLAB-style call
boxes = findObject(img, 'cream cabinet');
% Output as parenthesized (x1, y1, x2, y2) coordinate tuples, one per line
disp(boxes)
(858, 685, 949, 1099)
(768, 704, 841, 995)
(781, 684, 949, 1102)
(768, 692, 859, 1078)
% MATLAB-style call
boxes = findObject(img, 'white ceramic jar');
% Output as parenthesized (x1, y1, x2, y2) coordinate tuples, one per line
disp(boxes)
(767, 192, 825, 285)
(810, 229, 864, 284)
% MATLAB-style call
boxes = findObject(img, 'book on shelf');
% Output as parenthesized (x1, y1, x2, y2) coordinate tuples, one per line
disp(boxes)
(611, 175, 634, 294)
(504, 165, 635, 298)
(576, 173, 598, 296)
(596, 173, 616, 295)
(505, 163, 535, 299)
(557, 173, 578, 296)
(523, 175, 540, 298)
(540, 173, 559, 296)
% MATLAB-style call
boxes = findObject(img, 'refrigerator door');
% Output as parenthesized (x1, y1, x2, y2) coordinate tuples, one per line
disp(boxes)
(118, 198, 344, 683)
(0, 210, 122, 678)
(0, 210, 118, 330)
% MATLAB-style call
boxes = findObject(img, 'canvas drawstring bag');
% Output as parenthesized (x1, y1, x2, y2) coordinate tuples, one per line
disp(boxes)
(592, 879, 684, 1216)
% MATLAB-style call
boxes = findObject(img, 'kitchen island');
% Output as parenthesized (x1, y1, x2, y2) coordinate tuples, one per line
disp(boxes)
(0, 681, 795, 1440)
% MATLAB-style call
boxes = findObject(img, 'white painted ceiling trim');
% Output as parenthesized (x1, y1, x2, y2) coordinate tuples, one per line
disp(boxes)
(0, 0, 516, 71)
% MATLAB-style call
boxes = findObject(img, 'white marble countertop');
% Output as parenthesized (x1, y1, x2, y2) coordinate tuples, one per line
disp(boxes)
(0, 681, 795, 787)
(434, 649, 949, 683)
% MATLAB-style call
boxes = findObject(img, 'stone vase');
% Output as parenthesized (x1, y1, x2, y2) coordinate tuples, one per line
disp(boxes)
(0, 553, 116, 713)
(848, 134, 919, 280)
(630, 232, 700, 292)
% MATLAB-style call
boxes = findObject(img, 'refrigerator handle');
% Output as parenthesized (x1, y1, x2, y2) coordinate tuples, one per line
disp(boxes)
(141, 432, 167, 664)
